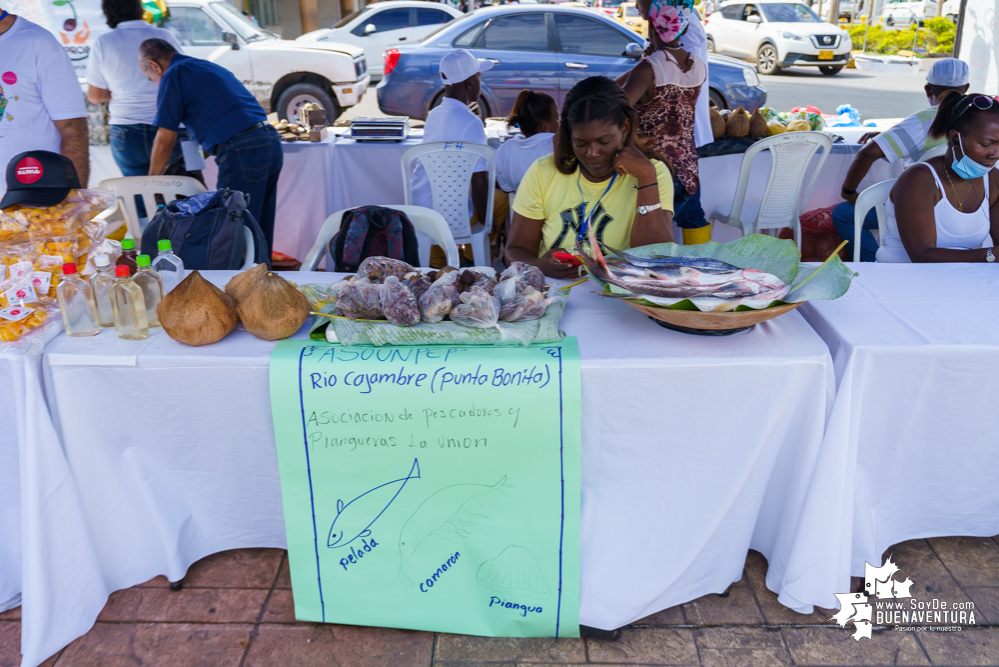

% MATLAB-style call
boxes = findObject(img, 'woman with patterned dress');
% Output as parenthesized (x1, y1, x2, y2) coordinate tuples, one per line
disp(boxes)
(617, 0, 710, 245)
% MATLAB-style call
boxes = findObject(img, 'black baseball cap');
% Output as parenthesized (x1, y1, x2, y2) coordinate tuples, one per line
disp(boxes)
(0, 151, 81, 210)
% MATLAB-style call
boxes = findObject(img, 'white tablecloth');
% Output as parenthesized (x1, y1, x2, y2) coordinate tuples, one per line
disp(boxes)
(22, 271, 835, 666)
(1, 325, 64, 614)
(782, 264, 999, 613)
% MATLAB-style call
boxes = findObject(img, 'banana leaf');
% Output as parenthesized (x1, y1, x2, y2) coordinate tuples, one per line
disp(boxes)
(593, 234, 856, 312)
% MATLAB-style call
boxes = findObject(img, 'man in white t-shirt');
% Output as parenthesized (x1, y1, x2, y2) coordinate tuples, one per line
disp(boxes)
(411, 49, 493, 228)
(86, 0, 186, 176)
(834, 57, 969, 261)
(0, 7, 88, 199)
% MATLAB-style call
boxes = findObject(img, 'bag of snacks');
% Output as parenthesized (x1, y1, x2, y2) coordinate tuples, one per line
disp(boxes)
(0, 188, 115, 345)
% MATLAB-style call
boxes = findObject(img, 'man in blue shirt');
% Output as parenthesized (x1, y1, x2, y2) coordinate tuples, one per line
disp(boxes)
(139, 38, 283, 252)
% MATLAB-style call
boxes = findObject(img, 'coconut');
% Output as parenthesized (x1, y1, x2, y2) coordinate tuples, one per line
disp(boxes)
(237, 271, 311, 341)
(157, 270, 239, 346)
(748, 109, 768, 138)
(710, 108, 727, 140)
(726, 106, 751, 138)
(225, 263, 269, 305)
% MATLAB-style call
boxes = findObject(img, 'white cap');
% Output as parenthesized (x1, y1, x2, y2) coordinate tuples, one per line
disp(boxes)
(94, 254, 110, 268)
(440, 49, 493, 86)
(926, 58, 969, 87)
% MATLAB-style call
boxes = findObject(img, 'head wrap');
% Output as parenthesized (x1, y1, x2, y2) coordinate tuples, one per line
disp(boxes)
(648, 0, 694, 44)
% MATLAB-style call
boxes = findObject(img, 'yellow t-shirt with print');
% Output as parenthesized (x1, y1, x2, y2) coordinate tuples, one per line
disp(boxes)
(512, 154, 674, 257)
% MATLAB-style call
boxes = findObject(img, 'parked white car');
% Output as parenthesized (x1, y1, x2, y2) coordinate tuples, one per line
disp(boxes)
(158, 0, 370, 122)
(879, 0, 940, 25)
(297, 1, 463, 80)
(705, 0, 852, 75)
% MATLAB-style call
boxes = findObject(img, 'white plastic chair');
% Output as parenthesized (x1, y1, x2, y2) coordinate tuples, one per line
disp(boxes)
(853, 178, 896, 262)
(919, 144, 948, 162)
(709, 131, 833, 251)
(302, 205, 461, 271)
(92, 198, 126, 238)
(401, 141, 496, 267)
(98, 176, 207, 245)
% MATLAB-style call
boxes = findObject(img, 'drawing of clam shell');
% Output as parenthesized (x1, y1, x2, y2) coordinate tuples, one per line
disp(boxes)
(476, 546, 552, 600)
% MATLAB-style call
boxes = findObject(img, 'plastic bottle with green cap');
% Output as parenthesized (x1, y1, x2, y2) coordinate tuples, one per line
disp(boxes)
(133, 255, 165, 327)
(116, 238, 139, 276)
(152, 239, 185, 293)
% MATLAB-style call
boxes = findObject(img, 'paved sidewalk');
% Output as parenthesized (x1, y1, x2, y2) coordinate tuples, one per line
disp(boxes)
(2, 536, 997, 666)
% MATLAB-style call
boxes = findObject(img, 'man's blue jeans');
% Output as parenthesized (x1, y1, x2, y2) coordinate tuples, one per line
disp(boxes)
(109, 123, 187, 176)
(215, 125, 283, 253)
(832, 201, 879, 262)
(673, 177, 709, 229)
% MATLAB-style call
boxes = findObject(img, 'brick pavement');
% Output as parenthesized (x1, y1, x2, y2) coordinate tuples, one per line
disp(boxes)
(2, 536, 997, 666)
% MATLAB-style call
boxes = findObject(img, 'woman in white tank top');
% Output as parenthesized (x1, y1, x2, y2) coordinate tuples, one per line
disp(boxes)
(878, 93, 999, 263)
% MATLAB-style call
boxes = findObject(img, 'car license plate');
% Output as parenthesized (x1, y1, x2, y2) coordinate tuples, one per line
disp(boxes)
(818, 50, 834, 60)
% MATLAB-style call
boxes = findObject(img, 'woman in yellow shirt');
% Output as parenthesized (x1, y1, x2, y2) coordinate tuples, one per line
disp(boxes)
(505, 76, 674, 278)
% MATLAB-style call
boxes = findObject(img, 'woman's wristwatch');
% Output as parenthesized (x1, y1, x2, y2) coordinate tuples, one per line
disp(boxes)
(637, 203, 662, 215)
(987, 247, 995, 263)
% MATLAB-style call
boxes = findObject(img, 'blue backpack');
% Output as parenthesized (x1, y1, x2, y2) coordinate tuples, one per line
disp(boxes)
(141, 189, 270, 270)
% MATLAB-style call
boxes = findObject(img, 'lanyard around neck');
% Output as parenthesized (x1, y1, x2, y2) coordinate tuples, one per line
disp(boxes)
(576, 169, 617, 243)
(0, 11, 9, 24)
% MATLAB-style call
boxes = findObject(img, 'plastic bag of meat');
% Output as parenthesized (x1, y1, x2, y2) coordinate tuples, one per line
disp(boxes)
(380, 276, 420, 327)
(499, 285, 548, 322)
(455, 267, 498, 295)
(335, 279, 384, 320)
(355, 257, 414, 283)
(499, 262, 545, 292)
(401, 271, 433, 302)
(450, 288, 501, 330)
(419, 271, 461, 323)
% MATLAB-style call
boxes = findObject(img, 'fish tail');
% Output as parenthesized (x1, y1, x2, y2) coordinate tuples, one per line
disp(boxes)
(492, 475, 513, 489)
(575, 222, 613, 284)
(408, 458, 421, 480)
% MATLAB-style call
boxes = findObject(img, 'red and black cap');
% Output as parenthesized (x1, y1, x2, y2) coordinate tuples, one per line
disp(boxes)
(1, 151, 81, 210)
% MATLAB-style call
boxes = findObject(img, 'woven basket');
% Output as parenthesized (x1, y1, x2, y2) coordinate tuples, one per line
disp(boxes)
(624, 301, 802, 331)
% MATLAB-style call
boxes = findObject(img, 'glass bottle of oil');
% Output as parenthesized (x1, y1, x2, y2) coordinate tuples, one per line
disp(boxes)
(89, 254, 116, 327)
(133, 255, 165, 327)
(110, 265, 148, 340)
(56, 263, 99, 337)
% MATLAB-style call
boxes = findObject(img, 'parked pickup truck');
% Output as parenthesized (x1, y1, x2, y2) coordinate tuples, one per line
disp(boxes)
(23, 0, 369, 122)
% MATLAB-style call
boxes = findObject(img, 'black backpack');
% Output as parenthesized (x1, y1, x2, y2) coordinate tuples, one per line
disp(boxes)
(330, 205, 420, 272)
(141, 189, 270, 270)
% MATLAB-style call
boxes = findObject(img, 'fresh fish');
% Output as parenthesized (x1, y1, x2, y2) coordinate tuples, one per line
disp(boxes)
(576, 225, 790, 306)
(327, 458, 421, 549)
(601, 242, 740, 273)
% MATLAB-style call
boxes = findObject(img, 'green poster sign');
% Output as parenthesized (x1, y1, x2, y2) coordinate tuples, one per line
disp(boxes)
(270, 339, 581, 638)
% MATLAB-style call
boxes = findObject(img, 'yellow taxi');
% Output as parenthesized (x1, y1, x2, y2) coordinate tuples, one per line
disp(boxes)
(613, 2, 648, 38)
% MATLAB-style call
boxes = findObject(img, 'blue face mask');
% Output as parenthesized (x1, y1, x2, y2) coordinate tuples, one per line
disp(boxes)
(951, 134, 994, 180)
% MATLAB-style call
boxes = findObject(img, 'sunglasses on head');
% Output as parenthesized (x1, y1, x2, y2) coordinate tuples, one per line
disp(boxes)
(954, 95, 999, 122)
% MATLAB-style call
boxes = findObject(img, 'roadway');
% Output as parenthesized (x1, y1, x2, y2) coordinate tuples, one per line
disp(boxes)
(344, 57, 933, 126)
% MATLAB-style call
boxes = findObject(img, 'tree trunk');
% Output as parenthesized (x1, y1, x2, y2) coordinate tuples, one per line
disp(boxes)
(826, 0, 841, 23)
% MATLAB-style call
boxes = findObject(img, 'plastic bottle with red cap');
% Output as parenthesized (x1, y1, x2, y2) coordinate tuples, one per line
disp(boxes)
(110, 264, 148, 340)
(56, 263, 99, 337)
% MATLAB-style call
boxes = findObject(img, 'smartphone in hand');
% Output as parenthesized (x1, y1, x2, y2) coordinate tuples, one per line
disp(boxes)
(553, 252, 583, 267)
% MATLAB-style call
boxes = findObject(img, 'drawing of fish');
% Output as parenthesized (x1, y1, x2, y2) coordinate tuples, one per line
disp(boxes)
(327, 458, 421, 549)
